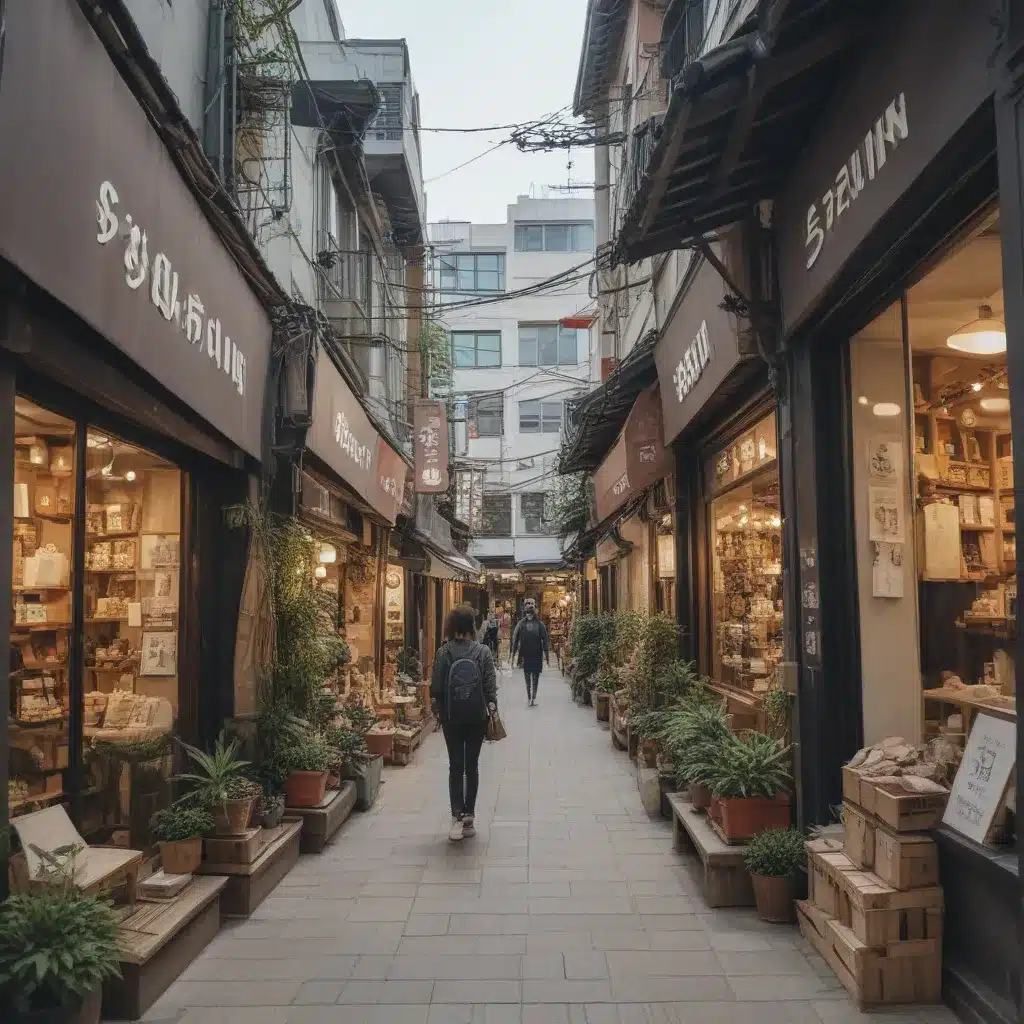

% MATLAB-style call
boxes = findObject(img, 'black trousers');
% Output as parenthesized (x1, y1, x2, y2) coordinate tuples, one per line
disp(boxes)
(523, 663, 541, 698)
(441, 719, 487, 817)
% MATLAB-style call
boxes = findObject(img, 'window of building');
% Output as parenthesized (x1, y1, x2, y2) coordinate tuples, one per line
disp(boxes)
(10, 400, 182, 842)
(452, 331, 501, 368)
(480, 494, 512, 537)
(437, 253, 505, 293)
(519, 399, 563, 434)
(849, 210, 1016, 849)
(705, 411, 783, 693)
(518, 324, 580, 367)
(468, 394, 503, 438)
(519, 492, 550, 535)
(514, 222, 595, 253)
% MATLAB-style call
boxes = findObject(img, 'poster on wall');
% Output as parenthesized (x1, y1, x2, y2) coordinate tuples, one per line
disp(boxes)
(868, 486, 904, 543)
(871, 541, 904, 598)
(942, 713, 1017, 844)
(139, 631, 177, 676)
(868, 437, 902, 482)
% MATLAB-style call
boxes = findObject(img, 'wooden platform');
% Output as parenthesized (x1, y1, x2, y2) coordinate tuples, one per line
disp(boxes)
(103, 875, 227, 1020)
(667, 791, 753, 908)
(197, 818, 302, 918)
(389, 724, 426, 766)
(289, 781, 357, 854)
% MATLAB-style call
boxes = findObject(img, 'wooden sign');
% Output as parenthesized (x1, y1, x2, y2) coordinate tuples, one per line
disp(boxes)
(942, 712, 1016, 844)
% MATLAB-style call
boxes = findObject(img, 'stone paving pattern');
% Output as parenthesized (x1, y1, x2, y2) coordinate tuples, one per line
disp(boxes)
(141, 666, 957, 1024)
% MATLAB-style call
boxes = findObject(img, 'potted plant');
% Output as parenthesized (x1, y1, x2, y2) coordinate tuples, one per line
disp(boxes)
(743, 827, 806, 923)
(174, 733, 256, 834)
(592, 673, 616, 722)
(663, 700, 730, 811)
(335, 718, 382, 810)
(149, 805, 214, 875)
(708, 731, 792, 840)
(284, 736, 332, 807)
(0, 848, 121, 1024)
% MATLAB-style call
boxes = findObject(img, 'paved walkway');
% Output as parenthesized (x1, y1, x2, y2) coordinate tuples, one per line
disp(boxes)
(143, 666, 955, 1024)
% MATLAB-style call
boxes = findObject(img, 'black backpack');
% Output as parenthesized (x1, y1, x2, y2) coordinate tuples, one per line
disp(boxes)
(445, 645, 486, 723)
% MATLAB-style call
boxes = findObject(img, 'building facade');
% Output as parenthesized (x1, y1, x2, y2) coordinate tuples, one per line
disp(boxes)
(429, 196, 596, 599)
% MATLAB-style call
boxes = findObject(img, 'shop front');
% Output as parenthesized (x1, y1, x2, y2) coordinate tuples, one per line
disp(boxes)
(303, 347, 408, 702)
(655, 253, 780, 732)
(773, 0, 1022, 1017)
(0, 0, 274, 846)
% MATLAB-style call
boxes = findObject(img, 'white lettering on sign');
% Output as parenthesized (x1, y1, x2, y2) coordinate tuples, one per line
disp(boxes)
(333, 412, 374, 471)
(805, 93, 909, 270)
(612, 472, 630, 497)
(96, 182, 247, 395)
(672, 320, 711, 404)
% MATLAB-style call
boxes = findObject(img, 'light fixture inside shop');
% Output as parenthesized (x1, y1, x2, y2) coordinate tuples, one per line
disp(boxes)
(980, 396, 1011, 413)
(971, 382, 983, 392)
(314, 565, 327, 579)
(857, 396, 869, 406)
(125, 470, 136, 482)
(946, 304, 1007, 354)
(318, 543, 337, 564)
(872, 402, 901, 417)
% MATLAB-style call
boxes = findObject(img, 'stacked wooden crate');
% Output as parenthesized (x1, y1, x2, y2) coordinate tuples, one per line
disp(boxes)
(798, 767, 946, 1008)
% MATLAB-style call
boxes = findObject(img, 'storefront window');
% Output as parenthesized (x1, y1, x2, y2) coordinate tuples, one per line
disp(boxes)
(706, 412, 783, 692)
(10, 399, 76, 821)
(850, 210, 1016, 846)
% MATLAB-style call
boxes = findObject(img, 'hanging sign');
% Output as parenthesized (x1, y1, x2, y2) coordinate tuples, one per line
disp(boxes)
(413, 399, 450, 492)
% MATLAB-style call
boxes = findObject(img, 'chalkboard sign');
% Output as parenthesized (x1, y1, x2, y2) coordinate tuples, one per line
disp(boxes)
(942, 713, 1017, 845)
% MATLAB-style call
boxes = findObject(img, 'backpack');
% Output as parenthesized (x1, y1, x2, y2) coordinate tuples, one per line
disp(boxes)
(445, 646, 486, 723)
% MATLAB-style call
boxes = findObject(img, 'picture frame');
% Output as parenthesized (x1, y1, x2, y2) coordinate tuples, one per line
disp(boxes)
(140, 533, 180, 569)
(139, 631, 177, 676)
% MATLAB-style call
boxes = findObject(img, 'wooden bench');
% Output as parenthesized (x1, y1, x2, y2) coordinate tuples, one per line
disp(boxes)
(288, 781, 357, 854)
(667, 791, 753, 908)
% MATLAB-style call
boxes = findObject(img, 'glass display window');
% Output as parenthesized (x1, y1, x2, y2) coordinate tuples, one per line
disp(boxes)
(10, 398, 76, 820)
(706, 411, 783, 694)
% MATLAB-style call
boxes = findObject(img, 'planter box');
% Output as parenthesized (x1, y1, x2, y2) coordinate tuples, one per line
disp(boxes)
(203, 827, 264, 868)
(658, 775, 679, 819)
(345, 754, 383, 811)
(289, 782, 356, 854)
(594, 691, 610, 722)
(365, 731, 395, 759)
(718, 793, 790, 842)
(637, 765, 662, 819)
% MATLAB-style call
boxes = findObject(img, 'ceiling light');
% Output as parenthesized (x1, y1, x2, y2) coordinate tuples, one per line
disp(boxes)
(857, 396, 869, 406)
(972, 382, 983, 392)
(872, 402, 901, 417)
(125, 470, 136, 482)
(980, 397, 1011, 413)
(319, 543, 337, 564)
(947, 305, 1007, 354)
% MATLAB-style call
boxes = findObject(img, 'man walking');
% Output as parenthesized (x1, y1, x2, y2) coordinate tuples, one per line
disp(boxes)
(511, 598, 548, 706)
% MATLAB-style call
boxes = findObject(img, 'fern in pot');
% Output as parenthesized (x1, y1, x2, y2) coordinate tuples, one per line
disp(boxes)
(173, 733, 256, 835)
(0, 848, 121, 1024)
(662, 700, 730, 811)
(150, 806, 214, 875)
(708, 731, 792, 840)
(743, 828, 806, 923)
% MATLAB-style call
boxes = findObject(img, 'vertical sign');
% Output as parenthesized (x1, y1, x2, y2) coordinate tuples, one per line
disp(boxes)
(469, 468, 484, 533)
(413, 399, 450, 493)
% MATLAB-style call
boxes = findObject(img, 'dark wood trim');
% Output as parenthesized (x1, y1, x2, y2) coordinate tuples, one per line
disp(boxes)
(0, 349, 13, 897)
(67, 419, 87, 824)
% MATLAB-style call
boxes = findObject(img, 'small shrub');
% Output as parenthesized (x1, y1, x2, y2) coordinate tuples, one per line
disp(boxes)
(743, 828, 806, 877)
(286, 737, 332, 774)
(150, 806, 214, 843)
(709, 732, 791, 799)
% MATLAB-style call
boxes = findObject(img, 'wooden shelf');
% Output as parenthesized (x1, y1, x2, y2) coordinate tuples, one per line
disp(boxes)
(13, 585, 70, 593)
(85, 618, 129, 625)
(12, 622, 71, 632)
(16, 513, 72, 523)
(959, 524, 995, 531)
(86, 531, 139, 540)
(85, 568, 138, 574)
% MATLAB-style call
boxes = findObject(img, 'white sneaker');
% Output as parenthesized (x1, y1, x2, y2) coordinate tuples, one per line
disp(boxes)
(449, 817, 464, 842)
(461, 816, 475, 837)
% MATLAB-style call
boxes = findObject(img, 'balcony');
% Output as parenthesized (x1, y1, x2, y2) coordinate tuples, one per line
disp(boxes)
(295, 39, 426, 247)
(315, 233, 371, 339)
(661, 0, 705, 83)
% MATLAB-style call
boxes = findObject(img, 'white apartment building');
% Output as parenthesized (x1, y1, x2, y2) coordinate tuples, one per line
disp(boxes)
(428, 196, 597, 570)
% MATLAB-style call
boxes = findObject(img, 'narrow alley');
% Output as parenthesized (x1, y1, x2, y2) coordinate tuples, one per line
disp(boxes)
(141, 667, 953, 1024)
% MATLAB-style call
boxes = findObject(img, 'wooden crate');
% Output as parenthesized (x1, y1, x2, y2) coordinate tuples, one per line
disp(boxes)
(806, 838, 847, 918)
(202, 828, 264, 867)
(842, 765, 864, 804)
(843, 802, 875, 869)
(837, 867, 943, 948)
(860, 781, 946, 831)
(797, 900, 942, 1008)
(874, 829, 939, 890)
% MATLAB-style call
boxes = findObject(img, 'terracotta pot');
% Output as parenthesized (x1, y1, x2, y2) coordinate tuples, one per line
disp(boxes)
(286, 769, 329, 808)
(159, 836, 202, 874)
(12, 987, 100, 1024)
(718, 793, 791, 841)
(640, 739, 659, 769)
(327, 771, 342, 790)
(750, 872, 797, 923)
(708, 794, 723, 824)
(259, 794, 285, 828)
(689, 782, 712, 812)
(212, 797, 256, 835)
(594, 692, 610, 722)
(365, 731, 395, 758)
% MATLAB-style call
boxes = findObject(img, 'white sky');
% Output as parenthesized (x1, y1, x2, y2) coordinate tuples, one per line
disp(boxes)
(339, 0, 594, 225)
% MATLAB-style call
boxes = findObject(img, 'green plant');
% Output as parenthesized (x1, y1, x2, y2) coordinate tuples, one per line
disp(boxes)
(548, 472, 591, 539)
(397, 647, 423, 681)
(628, 707, 672, 741)
(149, 805, 214, 843)
(570, 613, 604, 677)
(593, 671, 619, 694)
(328, 725, 371, 776)
(91, 734, 171, 764)
(173, 733, 252, 808)
(0, 848, 121, 1014)
(609, 610, 644, 666)
(286, 737, 332, 774)
(225, 776, 262, 799)
(743, 828, 806, 877)
(763, 684, 790, 739)
(343, 700, 377, 736)
(709, 732, 791, 799)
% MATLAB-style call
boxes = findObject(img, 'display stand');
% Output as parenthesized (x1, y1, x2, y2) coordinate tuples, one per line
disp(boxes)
(288, 781, 356, 853)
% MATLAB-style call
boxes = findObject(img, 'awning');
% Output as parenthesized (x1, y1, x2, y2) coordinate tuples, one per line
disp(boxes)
(291, 78, 381, 141)
(613, 0, 881, 265)
(404, 495, 482, 581)
(558, 330, 658, 475)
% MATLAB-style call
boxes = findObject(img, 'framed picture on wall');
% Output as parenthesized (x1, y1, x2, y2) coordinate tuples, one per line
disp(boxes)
(140, 631, 177, 676)
(140, 534, 180, 569)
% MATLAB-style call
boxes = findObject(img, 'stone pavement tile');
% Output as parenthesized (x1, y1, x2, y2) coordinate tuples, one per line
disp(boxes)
(361, 881, 421, 897)
(589, 931, 651, 951)
(715, 950, 820, 976)
(645, 933, 713, 952)
(522, 952, 568, 979)
(609, 976, 734, 1003)
(523, 980, 614, 1003)
(449, 913, 530, 935)
(179, 958, 310, 982)
(285, 1006, 430, 1024)
(292, 981, 345, 1005)
(350, 955, 395, 979)
(529, 914, 644, 933)
(521, 1005, 573, 1024)
(606, 951, 721, 978)
(728, 975, 845, 1001)
(482, 865, 529, 885)
(389, 954, 523, 980)
(477, 1005, 524, 1024)
(705, 932, 773, 953)
(431, 980, 523, 1003)
(529, 897, 635, 916)
(526, 931, 595, 953)
(400, 936, 479, 955)
(336, 979, 435, 1003)
(811, 1002, 959, 1024)
(155, 981, 303, 1007)
(417, 883, 484, 899)
(347, 896, 415, 922)
(562, 952, 609, 980)
(568, 881, 633, 900)
(174, 1011, 290, 1024)
(632, 897, 695, 916)
(426, 1006, 476, 1024)
(406, 914, 452, 935)
(639, 915, 703, 932)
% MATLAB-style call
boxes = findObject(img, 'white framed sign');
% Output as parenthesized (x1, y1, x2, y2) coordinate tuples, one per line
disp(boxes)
(942, 712, 1016, 844)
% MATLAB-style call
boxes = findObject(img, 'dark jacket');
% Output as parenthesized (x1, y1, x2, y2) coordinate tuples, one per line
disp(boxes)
(511, 616, 548, 666)
(430, 639, 498, 723)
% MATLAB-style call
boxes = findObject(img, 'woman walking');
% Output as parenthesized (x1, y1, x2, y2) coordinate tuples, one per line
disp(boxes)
(431, 605, 498, 841)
